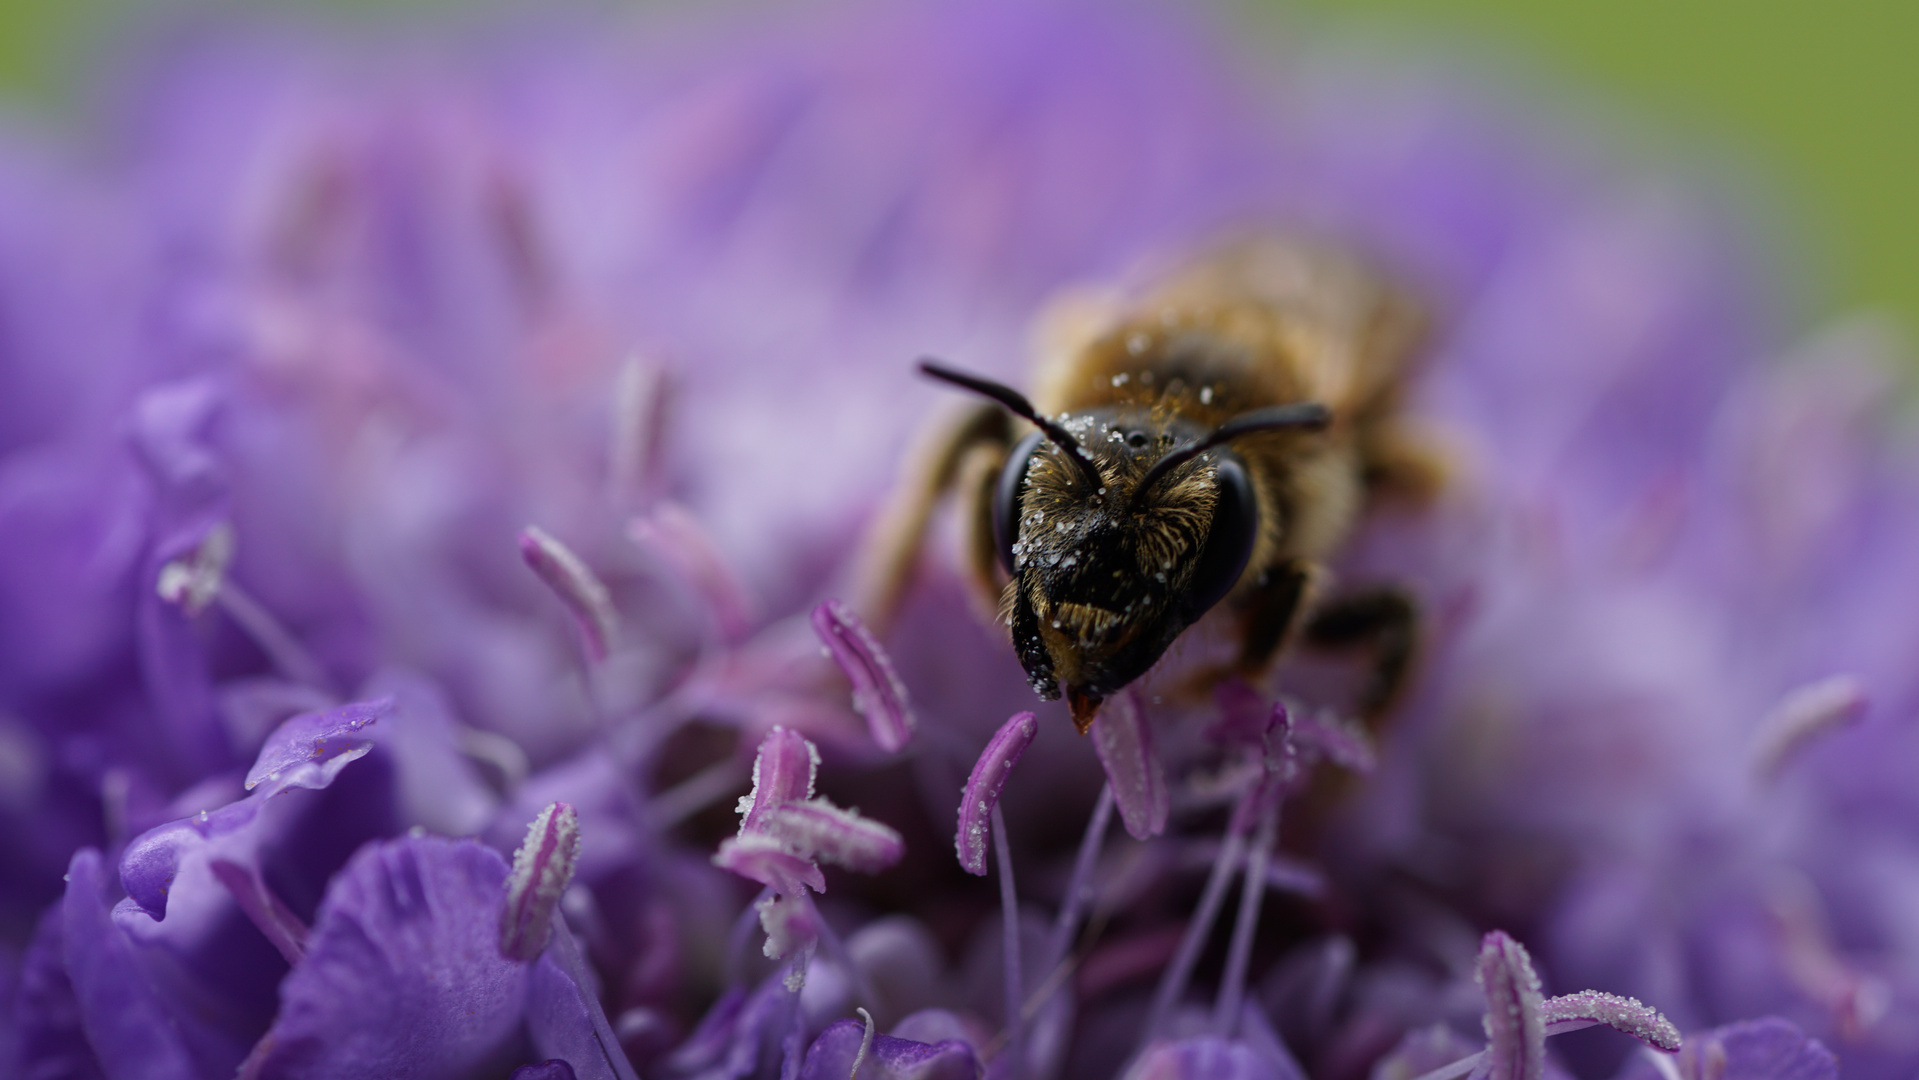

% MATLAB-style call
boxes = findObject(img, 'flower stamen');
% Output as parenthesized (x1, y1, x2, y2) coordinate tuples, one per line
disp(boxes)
(812, 600, 916, 753)
(520, 526, 620, 665)
(1748, 675, 1865, 782)
(956, 711, 1039, 875)
(209, 857, 309, 964)
(500, 801, 582, 962)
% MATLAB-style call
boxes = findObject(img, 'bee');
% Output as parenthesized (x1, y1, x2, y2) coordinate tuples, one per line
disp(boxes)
(857, 237, 1440, 733)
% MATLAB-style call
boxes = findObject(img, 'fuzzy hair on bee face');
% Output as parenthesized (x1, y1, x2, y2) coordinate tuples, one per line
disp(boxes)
(1002, 417, 1222, 706)
(913, 354, 1332, 732)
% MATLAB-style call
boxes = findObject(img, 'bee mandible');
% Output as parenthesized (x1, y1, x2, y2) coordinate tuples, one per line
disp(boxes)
(857, 237, 1441, 733)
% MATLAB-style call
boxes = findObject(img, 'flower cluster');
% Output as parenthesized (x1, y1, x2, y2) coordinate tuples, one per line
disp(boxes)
(0, 0, 1911, 1078)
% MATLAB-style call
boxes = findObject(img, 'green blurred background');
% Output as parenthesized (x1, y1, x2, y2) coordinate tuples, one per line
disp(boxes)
(4, 0, 1909, 335)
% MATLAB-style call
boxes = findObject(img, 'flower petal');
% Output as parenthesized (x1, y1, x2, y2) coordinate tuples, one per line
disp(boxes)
(955, 711, 1038, 875)
(60, 849, 202, 1080)
(798, 1016, 981, 1080)
(243, 836, 529, 1080)
(1124, 1036, 1300, 1080)
(525, 953, 614, 1080)
(244, 696, 391, 791)
(1091, 692, 1168, 840)
(811, 599, 916, 753)
(120, 698, 391, 920)
(1682, 1019, 1834, 1080)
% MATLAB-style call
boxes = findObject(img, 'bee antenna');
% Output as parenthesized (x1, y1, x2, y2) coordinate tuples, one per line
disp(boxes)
(918, 359, 1105, 490)
(1130, 402, 1332, 507)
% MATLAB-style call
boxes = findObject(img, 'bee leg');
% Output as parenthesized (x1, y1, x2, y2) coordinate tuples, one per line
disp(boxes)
(849, 402, 1012, 637)
(1301, 588, 1417, 722)
(1232, 560, 1317, 676)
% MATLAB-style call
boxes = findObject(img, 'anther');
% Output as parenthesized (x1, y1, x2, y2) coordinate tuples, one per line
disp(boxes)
(500, 802, 582, 962)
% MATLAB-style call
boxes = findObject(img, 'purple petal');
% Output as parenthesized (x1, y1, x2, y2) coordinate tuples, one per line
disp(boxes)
(955, 711, 1038, 875)
(60, 849, 201, 1080)
(628, 502, 757, 643)
(738, 726, 820, 835)
(811, 599, 916, 753)
(713, 833, 828, 895)
(1476, 931, 1547, 1080)
(244, 696, 391, 791)
(666, 978, 790, 1080)
(1091, 692, 1169, 840)
(525, 953, 613, 1080)
(1541, 990, 1680, 1052)
(520, 525, 620, 664)
(119, 816, 236, 921)
(120, 697, 391, 919)
(798, 1017, 981, 1080)
(10, 907, 104, 1079)
(500, 802, 583, 962)
(1683, 1019, 1835, 1080)
(512, 1062, 580, 1080)
(242, 836, 529, 1079)
(1124, 1036, 1298, 1080)
(762, 799, 905, 874)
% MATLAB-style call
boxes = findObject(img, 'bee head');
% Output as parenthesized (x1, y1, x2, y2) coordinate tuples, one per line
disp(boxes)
(919, 360, 1328, 733)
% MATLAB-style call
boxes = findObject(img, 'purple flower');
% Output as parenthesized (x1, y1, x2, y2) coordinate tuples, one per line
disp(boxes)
(799, 1013, 981, 1080)
(1, 0, 1913, 1077)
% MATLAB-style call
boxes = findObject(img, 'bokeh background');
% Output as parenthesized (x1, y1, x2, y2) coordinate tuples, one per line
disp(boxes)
(6, 0, 1908, 341)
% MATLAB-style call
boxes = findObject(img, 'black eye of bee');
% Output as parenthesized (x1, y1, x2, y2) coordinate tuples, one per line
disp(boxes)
(1180, 450, 1258, 620)
(1126, 431, 1149, 449)
(992, 430, 1046, 574)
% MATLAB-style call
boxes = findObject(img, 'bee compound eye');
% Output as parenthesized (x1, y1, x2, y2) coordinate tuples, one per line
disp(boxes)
(993, 430, 1046, 575)
(1126, 431, 1150, 449)
(1181, 451, 1258, 620)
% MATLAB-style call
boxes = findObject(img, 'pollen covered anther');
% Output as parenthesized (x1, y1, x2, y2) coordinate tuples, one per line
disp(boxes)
(1541, 991, 1682, 1052)
(155, 521, 236, 615)
(500, 801, 582, 962)
(811, 599, 917, 752)
(762, 798, 905, 873)
(737, 726, 819, 835)
(629, 503, 757, 643)
(1476, 930, 1548, 1080)
(955, 711, 1039, 875)
(519, 526, 620, 664)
